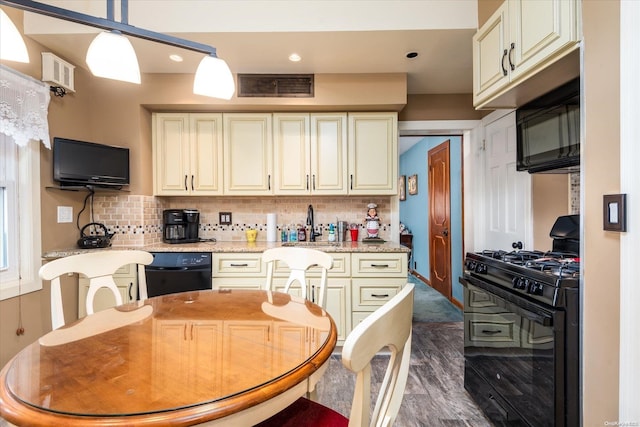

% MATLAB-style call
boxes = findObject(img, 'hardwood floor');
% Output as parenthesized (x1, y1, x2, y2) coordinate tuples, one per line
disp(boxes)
(316, 322, 493, 427)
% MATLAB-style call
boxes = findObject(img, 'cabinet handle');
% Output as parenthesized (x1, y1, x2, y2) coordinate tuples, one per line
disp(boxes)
(312, 174, 316, 190)
(350, 174, 353, 190)
(306, 174, 309, 190)
(508, 42, 515, 71)
(184, 175, 188, 191)
(128, 282, 133, 300)
(371, 293, 390, 298)
(268, 174, 271, 190)
(183, 324, 187, 340)
(482, 329, 502, 335)
(191, 175, 195, 191)
(501, 49, 508, 76)
(230, 263, 249, 267)
(190, 324, 194, 340)
(371, 264, 390, 268)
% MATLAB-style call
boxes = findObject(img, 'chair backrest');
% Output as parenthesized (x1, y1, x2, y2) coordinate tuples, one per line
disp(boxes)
(39, 250, 154, 330)
(341, 283, 415, 427)
(262, 247, 333, 308)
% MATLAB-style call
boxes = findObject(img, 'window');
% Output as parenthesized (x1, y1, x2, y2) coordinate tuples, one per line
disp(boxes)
(0, 133, 42, 300)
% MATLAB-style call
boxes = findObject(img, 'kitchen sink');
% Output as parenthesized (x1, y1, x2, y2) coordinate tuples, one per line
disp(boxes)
(281, 242, 341, 248)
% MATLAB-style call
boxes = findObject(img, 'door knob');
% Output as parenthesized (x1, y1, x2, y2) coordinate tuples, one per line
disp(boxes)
(442, 229, 449, 237)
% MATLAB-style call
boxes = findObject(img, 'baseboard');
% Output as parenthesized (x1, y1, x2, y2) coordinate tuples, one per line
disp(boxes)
(451, 297, 463, 310)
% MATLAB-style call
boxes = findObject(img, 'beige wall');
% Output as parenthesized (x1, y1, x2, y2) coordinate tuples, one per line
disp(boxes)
(477, 0, 504, 27)
(582, 0, 621, 423)
(399, 94, 485, 121)
(531, 174, 571, 251)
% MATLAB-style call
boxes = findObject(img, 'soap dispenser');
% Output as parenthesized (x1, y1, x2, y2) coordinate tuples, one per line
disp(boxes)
(328, 223, 336, 242)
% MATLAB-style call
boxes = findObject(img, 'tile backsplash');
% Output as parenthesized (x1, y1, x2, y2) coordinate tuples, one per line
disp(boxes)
(92, 195, 393, 246)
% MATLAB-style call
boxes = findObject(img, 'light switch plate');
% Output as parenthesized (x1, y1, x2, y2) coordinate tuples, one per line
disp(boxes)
(57, 206, 73, 223)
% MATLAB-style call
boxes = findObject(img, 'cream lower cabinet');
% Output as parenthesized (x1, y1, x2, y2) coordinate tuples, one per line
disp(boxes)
(153, 113, 224, 195)
(273, 113, 348, 195)
(473, 0, 579, 108)
(212, 253, 266, 290)
(271, 253, 351, 344)
(152, 319, 224, 395)
(351, 252, 408, 327)
(222, 321, 273, 382)
(223, 113, 273, 195)
(347, 113, 398, 195)
(78, 264, 138, 318)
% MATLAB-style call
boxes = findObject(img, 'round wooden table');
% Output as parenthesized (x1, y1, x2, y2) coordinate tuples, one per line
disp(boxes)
(0, 289, 337, 426)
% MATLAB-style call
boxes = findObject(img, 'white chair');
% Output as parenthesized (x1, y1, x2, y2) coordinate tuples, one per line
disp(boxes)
(262, 247, 333, 308)
(39, 250, 154, 330)
(256, 282, 415, 427)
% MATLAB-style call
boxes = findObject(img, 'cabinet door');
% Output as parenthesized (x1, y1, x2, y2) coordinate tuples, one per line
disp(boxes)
(78, 265, 137, 318)
(223, 113, 273, 195)
(153, 114, 190, 195)
(321, 278, 350, 343)
(189, 114, 223, 195)
(472, 2, 510, 106)
(509, 0, 577, 81)
(189, 321, 223, 392)
(273, 113, 310, 195)
(311, 113, 348, 195)
(348, 113, 398, 195)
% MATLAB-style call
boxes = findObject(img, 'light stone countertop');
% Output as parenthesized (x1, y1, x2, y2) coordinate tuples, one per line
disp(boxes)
(42, 240, 410, 259)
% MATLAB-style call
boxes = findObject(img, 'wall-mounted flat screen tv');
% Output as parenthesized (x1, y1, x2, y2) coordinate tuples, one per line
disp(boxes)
(53, 137, 130, 187)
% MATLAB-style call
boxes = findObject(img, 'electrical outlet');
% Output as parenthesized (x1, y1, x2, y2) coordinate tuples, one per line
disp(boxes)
(219, 212, 232, 225)
(57, 206, 73, 223)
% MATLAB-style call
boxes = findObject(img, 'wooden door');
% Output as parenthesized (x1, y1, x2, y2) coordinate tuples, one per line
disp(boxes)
(428, 141, 451, 298)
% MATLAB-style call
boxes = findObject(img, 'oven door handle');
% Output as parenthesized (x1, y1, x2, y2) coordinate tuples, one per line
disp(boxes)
(461, 275, 554, 327)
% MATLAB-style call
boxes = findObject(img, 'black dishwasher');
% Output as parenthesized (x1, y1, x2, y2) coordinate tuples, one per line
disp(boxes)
(145, 252, 212, 297)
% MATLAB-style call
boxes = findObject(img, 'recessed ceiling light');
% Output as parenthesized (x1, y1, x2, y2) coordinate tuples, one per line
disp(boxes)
(289, 53, 302, 62)
(406, 52, 418, 59)
(169, 54, 183, 62)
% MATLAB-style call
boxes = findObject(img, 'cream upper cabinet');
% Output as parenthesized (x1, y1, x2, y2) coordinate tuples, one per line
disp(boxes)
(153, 113, 223, 195)
(223, 113, 273, 195)
(473, 0, 579, 108)
(347, 112, 398, 195)
(273, 113, 348, 195)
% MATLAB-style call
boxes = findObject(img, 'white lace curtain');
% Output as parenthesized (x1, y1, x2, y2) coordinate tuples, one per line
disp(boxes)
(0, 64, 51, 148)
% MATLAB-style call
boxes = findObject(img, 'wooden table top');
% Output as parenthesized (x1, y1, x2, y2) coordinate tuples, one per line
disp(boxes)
(0, 289, 337, 426)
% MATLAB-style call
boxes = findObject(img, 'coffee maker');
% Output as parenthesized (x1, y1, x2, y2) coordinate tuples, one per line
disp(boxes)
(163, 209, 200, 244)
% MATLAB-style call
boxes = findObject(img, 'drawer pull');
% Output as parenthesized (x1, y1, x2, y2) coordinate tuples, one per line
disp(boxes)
(371, 293, 390, 298)
(230, 263, 249, 267)
(370, 264, 389, 268)
(481, 329, 502, 335)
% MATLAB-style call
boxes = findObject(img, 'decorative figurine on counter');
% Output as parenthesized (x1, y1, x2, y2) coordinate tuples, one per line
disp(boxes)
(363, 203, 384, 243)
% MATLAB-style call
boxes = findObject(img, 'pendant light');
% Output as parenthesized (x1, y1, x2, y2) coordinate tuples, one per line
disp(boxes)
(86, 30, 140, 84)
(193, 54, 235, 100)
(0, 9, 29, 63)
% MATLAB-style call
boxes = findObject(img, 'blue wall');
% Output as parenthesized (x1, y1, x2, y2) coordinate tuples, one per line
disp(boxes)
(399, 136, 464, 302)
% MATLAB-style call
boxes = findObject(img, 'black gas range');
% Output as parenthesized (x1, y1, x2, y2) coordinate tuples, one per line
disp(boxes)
(460, 216, 581, 427)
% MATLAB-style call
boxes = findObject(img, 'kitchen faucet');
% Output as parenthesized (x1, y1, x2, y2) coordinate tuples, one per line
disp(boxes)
(306, 204, 321, 242)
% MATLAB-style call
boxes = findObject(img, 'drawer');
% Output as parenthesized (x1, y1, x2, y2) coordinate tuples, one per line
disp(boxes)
(215, 278, 264, 290)
(213, 253, 265, 277)
(352, 279, 402, 311)
(352, 311, 371, 327)
(351, 253, 407, 277)
(464, 313, 521, 348)
(273, 253, 350, 277)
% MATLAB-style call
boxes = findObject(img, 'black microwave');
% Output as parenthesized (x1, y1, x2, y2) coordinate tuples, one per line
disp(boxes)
(516, 78, 580, 173)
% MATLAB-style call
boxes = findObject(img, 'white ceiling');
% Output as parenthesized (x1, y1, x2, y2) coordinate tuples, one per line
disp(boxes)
(20, 0, 478, 95)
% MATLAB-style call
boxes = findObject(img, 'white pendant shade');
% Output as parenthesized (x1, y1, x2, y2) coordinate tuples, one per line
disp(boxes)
(0, 9, 29, 63)
(193, 54, 235, 100)
(86, 31, 140, 84)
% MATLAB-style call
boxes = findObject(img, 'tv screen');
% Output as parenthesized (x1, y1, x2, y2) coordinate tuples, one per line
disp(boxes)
(53, 137, 130, 187)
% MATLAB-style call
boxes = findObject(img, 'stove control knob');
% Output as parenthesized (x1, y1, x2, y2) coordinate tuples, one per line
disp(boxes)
(475, 263, 487, 274)
(523, 279, 533, 293)
(512, 277, 523, 289)
(466, 260, 476, 271)
(529, 282, 544, 295)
